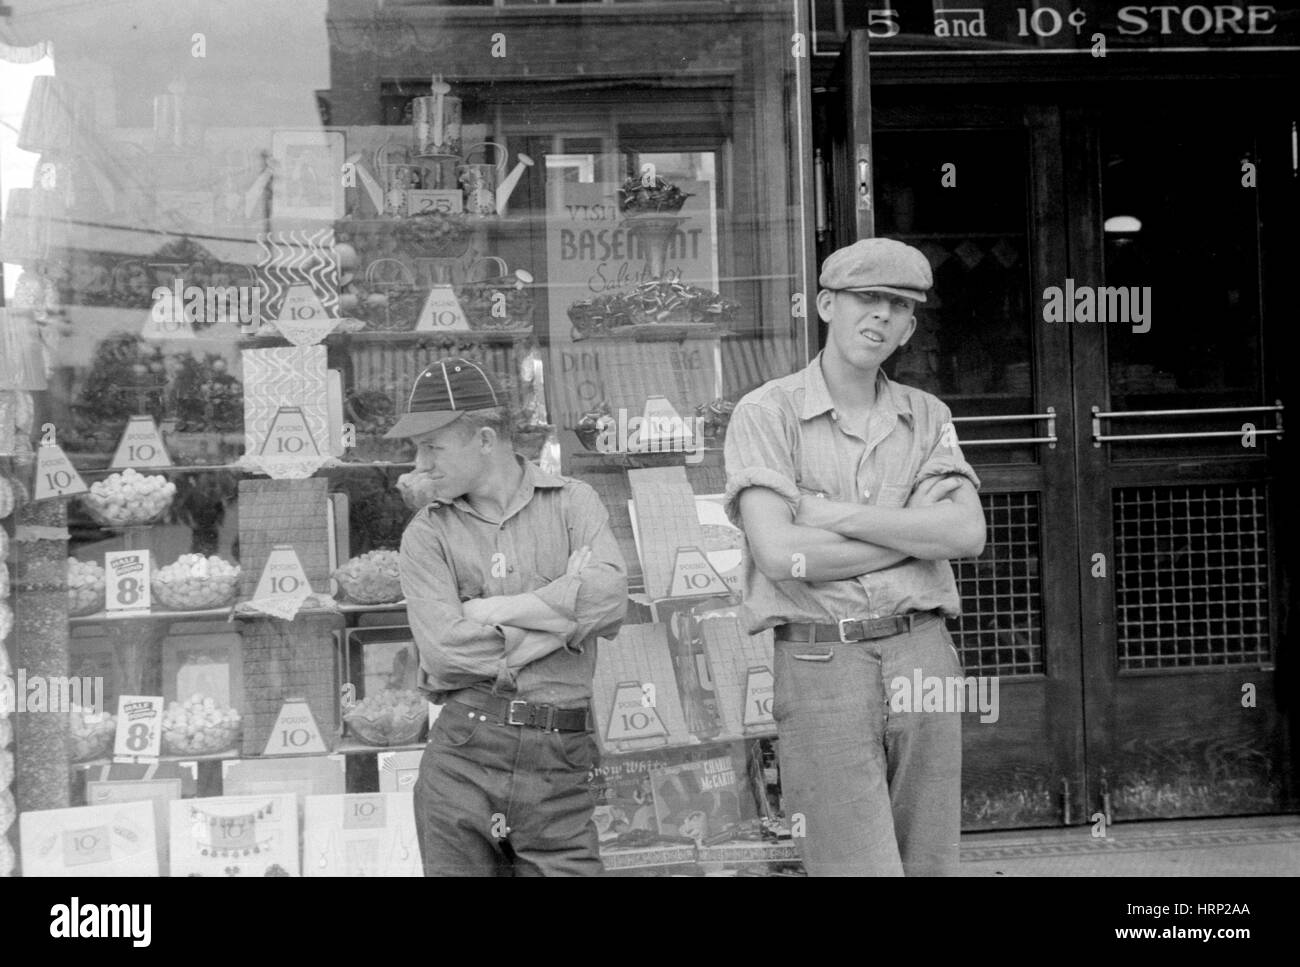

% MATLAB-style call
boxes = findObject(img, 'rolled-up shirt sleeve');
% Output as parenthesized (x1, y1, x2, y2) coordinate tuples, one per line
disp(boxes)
(723, 400, 802, 527)
(530, 482, 628, 653)
(399, 513, 512, 693)
(915, 403, 981, 491)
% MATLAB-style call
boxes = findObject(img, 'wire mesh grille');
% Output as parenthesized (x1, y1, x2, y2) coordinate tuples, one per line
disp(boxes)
(1114, 484, 1271, 669)
(949, 492, 1044, 676)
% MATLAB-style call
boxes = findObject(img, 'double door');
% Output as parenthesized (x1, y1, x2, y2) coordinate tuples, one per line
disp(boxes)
(822, 36, 1295, 827)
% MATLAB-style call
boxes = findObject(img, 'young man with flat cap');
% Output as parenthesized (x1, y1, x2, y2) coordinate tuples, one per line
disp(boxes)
(389, 357, 628, 876)
(724, 238, 986, 876)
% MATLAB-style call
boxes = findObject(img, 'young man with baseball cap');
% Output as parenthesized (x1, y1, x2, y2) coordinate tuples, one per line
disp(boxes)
(724, 238, 986, 876)
(388, 357, 628, 876)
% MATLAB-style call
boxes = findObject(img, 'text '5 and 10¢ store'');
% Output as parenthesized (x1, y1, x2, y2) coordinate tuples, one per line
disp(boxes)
(0, 0, 1294, 876)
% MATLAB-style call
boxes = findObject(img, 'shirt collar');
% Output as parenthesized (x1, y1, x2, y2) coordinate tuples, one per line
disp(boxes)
(443, 455, 564, 521)
(801, 352, 914, 425)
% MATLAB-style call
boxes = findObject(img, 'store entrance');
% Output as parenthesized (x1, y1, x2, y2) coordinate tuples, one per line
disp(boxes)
(818, 41, 1294, 828)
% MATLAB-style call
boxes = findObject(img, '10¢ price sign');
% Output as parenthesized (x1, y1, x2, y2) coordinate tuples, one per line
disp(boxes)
(113, 695, 164, 762)
(105, 549, 151, 612)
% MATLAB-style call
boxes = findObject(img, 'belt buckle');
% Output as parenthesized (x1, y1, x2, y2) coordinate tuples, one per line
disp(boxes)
(837, 618, 861, 643)
(507, 700, 528, 726)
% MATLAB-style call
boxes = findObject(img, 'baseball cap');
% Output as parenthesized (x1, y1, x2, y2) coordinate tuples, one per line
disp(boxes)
(384, 357, 503, 439)
(819, 237, 932, 303)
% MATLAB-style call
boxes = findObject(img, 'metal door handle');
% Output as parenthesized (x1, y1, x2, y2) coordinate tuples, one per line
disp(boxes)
(950, 408, 1056, 448)
(1091, 402, 1284, 447)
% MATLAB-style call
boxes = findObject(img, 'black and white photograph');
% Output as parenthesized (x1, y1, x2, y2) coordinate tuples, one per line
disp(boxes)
(0, 0, 1295, 948)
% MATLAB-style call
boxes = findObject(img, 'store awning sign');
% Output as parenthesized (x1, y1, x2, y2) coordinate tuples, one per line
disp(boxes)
(814, 2, 1299, 56)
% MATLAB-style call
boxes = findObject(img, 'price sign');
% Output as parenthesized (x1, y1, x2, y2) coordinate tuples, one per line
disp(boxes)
(141, 286, 197, 341)
(416, 285, 471, 332)
(62, 825, 112, 866)
(113, 694, 164, 762)
(33, 442, 88, 500)
(105, 549, 151, 612)
(742, 665, 775, 730)
(668, 546, 729, 598)
(405, 190, 462, 216)
(273, 284, 338, 346)
(605, 680, 668, 743)
(342, 795, 387, 830)
(110, 415, 173, 469)
(263, 699, 327, 755)
(249, 544, 312, 619)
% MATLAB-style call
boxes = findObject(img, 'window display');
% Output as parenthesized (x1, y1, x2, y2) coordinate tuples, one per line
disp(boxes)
(0, 0, 811, 876)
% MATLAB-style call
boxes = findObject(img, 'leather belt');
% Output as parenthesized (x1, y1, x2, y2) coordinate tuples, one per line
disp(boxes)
(445, 690, 592, 733)
(774, 610, 943, 644)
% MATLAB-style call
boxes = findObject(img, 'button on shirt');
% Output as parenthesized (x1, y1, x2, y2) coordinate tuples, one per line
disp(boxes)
(723, 354, 981, 633)
(399, 457, 629, 707)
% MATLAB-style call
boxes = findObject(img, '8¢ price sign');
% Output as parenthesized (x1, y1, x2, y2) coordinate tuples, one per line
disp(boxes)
(105, 549, 151, 612)
(113, 695, 164, 762)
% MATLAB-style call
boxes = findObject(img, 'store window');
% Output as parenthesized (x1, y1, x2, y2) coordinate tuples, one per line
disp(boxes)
(0, 0, 811, 875)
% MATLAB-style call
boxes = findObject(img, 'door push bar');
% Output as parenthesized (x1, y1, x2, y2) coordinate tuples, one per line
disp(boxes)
(950, 408, 1057, 448)
(1091, 402, 1284, 447)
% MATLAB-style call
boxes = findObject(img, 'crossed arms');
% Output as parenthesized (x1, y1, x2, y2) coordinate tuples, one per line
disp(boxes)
(400, 490, 627, 694)
(737, 475, 987, 584)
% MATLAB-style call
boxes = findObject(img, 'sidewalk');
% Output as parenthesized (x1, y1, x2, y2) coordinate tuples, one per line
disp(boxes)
(959, 814, 1300, 876)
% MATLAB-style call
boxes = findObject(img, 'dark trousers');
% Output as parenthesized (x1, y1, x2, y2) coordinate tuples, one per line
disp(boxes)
(413, 705, 603, 876)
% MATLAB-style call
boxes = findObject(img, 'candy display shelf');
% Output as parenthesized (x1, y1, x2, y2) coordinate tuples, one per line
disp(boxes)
(69, 747, 241, 769)
(333, 737, 427, 756)
(69, 600, 409, 625)
(240, 328, 535, 346)
(71, 460, 418, 476)
(572, 324, 732, 343)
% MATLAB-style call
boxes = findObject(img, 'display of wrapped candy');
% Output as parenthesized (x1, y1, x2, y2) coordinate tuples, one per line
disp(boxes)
(345, 688, 427, 747)
(618, 175, 692, 214)
(568, 280, 739, 336)
(334, 549, 403, 604)
(459, 279, 534, 331)
(67, 557, 106, 617)
(153, 554, 241, 611)
(161, 695, 241, 756)
(82, 469, 176, 526)
(394, 211, 472, 258)
(696, 398, 736, 440)
(67, 704, 117, 762)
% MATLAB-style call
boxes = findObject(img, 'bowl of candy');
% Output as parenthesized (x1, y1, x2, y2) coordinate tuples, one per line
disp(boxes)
(334, 549, 403, 605)
(152, 554, 241, 611)
(67, 557, 106, 617)
(82, 469, 176, 527)
(344, 688, 427, 747)
(67, 704, 117, 762)
(394, 211, 472, 259)
(459, 259, 535, 331)
(160, 696, 242, 756)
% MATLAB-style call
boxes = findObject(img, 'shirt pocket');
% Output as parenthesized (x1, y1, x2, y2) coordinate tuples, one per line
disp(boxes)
(875, 483, 912, 508)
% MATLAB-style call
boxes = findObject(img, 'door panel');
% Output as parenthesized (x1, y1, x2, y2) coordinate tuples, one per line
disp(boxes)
(869, 91, 1085, 829)
(1072, 92, 1293, 821)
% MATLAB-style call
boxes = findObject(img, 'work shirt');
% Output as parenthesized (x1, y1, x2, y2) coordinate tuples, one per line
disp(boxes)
(399, 456, 628, 707)
(723, 353, 980, 633)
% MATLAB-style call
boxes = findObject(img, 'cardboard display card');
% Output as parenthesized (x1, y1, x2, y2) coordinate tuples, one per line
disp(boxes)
(303, 793, 421, 877)
(169, 794, 298, 877)
(20, 801, 159, 877)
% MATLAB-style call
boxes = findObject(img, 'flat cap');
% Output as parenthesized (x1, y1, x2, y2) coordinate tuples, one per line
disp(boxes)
(819, 237, 932, 303)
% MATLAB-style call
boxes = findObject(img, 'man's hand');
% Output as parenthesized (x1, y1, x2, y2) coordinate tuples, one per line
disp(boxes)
(793, 493, 836, 529)
(907, 474, 965, 508)
(461, 596, 498, 626)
